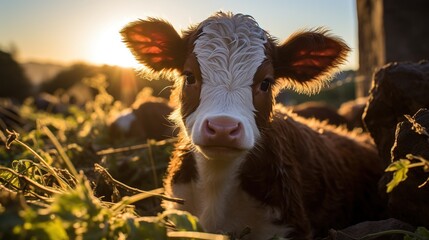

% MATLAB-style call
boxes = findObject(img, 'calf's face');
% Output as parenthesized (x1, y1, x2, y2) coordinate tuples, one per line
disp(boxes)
(122, 12, 349, 160)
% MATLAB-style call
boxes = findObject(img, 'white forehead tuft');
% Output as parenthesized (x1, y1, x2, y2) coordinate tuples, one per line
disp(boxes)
(185, 13, 268, 149)
(194, 12, 268, 89)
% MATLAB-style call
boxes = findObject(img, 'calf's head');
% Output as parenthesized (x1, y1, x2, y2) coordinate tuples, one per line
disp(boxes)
(122, 12, 349, 160)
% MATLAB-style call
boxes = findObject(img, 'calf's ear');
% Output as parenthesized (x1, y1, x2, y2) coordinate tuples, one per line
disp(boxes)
(273, 29, 350, 94)
(121, 18, 185, 71)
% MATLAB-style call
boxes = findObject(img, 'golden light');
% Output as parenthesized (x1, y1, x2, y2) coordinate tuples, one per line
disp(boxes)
(88, 21, 140, 68)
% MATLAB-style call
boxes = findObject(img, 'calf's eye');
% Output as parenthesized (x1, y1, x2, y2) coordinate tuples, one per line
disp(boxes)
(183, 72, 196, 85)
(260, 78, 272, 92)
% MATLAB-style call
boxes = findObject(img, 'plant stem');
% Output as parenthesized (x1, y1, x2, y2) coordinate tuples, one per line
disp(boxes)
(42, 126, 79, 179)
(110, 190, 163, 214)
(94, 163, 184, 204)
(13, 139, 69, 190)
(147, 139, 159, 188)
(167, 231, 229, 240)
(96, 138, 177, 155)
(0, 166, 62, 195)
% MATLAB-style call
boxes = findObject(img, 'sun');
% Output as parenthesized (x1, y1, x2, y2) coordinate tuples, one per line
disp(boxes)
(88, 22, 140, 68)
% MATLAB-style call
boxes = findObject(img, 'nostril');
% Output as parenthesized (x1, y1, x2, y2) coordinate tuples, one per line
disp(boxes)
(229, 122, 241, 137)
(205, 118, 242, 138)
(206, 120, 216, 135)
(201, 116, 244, 147)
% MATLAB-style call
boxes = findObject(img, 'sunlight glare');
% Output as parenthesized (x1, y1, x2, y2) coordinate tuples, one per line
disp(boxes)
(88, 21, 139, 68)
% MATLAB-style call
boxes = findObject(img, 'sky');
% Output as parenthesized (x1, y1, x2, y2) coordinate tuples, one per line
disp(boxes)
(0, 0, 358, 70)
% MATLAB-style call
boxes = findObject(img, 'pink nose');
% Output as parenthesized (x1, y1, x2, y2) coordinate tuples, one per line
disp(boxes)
(202, 116, 243, 148)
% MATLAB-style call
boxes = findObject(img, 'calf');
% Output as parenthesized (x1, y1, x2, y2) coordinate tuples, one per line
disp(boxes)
(109, 96, 175, 141)
(122, 12, 383, 239)
(338, 97, 368, 130)
(292, 101, 350, 128)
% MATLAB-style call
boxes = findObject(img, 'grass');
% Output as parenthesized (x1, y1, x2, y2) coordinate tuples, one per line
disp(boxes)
(0, 75, 229, 239)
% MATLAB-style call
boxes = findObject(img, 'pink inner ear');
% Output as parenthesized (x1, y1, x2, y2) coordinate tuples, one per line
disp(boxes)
(150, 33, 167, 44)
(308, 48, 339, 56)
(131, 31, 168, 45)
(140, 46, 162, 54)
(151, 55, 174, 63)
(122, 19, 184, 70)
(292, 58, 319, 67)
(127, 28, 172, 55)
(151, 57, 163, 63)
(127, 31, 166, 54)
(129, 33, 152, 43)
(292, 48, 342, 68)
(274, 30, 349, 84)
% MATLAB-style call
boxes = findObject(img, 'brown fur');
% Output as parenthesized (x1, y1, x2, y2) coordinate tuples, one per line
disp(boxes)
(338, 97, 368, 129)
(292, 101, 350, 128)
(109, 96, 176, 141)
(165, 108, 385, 238)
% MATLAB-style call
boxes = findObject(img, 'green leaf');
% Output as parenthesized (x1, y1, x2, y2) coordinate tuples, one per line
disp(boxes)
(415, 227, 429, 240)
(161, 209, 203, 232)
(404, 227, 429, 240)
(0, 168, 20, 188)
(134, 218, 168, 239)
(14, 206, 69, 240)
(0, 203, 24, 239)
(31, 217, 69, 240)
(385, 159, 410, 193)
(385, 159, 411, 172)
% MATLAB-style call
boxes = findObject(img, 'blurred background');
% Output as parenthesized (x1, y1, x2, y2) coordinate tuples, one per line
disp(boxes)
(0, 0, 428, 224)
(0, 0, 428, 132)
(2, 0, 428, 109)
(1, 0, 359, 106)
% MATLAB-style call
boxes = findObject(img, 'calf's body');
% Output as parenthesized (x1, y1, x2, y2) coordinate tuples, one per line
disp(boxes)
(122, 12, 384, 239)
(165, 109, 383, 239)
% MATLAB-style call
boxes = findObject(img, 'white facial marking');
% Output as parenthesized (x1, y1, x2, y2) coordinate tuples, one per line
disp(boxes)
(166, 13, 291, 238)
(187, 13, 267, 154)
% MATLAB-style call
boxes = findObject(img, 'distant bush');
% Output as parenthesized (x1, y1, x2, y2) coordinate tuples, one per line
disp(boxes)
(0, 51, 33, 101)
(39, 63, 97, 94)
(38, 63, 173, 106)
